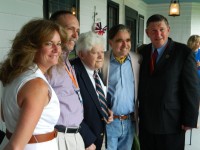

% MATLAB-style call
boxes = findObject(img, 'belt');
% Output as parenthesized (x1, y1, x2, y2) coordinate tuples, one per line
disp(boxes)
(55, 125, 80, 134)
(6, 129, 57, 143)
(113, 112, 135, 121)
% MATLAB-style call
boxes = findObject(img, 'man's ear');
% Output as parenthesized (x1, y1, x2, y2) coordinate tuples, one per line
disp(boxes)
(145, 29, 149, 37)
(78, 51, 84, 60)
(167, 26, 170, 33)
(108, 40, 112, 47)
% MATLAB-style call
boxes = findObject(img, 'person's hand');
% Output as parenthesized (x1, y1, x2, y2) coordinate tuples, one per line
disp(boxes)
(86, 143, 96, 150)
(181, 125, 192, 131)
(106, 109, 113, 124)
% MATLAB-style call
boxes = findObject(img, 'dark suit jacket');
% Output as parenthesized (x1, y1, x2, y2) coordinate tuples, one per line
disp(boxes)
(70, 58, 106, 150)
(0, 130, 5, 144)
(138, 38, 199, 134)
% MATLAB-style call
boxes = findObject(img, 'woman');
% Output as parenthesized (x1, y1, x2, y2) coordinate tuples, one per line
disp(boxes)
(187, 35, 200, 77)
(0, 19, 67, 150)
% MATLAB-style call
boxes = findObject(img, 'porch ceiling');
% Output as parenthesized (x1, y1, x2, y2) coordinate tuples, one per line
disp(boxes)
(143, 0, 200, 4)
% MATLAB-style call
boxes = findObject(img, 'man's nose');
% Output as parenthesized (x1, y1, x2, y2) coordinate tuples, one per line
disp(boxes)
(98, 52, 104, 58)
(72, 30, 79, 39)
(122, 41, 128, 47)
(155, 30, 162, 36)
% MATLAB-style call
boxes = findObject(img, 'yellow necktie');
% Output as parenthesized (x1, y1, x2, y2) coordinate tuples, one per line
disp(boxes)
(115, 56, 127, 64)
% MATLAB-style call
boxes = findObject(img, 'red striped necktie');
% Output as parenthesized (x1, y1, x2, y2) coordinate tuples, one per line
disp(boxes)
(150, 49, 158, 74)
(93, 70, 109, 122)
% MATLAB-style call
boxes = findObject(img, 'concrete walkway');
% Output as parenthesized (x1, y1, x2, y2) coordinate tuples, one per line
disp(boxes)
(185, 128, 200, 150)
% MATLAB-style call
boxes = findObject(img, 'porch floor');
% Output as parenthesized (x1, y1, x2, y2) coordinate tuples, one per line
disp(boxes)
(101, 114, 200, 150)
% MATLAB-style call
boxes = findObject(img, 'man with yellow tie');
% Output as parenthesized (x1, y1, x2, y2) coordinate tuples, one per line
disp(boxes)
(102, 24, 141, 150)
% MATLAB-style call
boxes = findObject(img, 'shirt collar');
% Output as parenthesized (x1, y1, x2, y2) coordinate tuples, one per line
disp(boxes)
(110, 52, 131, 62)
(81, 61, 95, 76)
(152, 39, 168, 56)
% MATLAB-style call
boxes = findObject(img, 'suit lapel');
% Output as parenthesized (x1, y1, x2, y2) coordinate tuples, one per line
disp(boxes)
(154, 39, 174, 73)
(144, 45, 152, 75)
(77, 59, 104, 116)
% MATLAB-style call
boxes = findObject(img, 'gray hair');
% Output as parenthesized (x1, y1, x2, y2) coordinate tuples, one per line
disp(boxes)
(108, 24, 131, 40)
(146, 14, 169, 28)
(76, 31, 105, 53)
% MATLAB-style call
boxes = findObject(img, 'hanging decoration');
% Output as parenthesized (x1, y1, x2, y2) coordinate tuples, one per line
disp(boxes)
(91, 6, 107, 36)
(94, 22, 107, 35)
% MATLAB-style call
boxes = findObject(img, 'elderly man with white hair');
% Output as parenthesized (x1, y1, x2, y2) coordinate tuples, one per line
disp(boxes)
(71, 31, 113, 150)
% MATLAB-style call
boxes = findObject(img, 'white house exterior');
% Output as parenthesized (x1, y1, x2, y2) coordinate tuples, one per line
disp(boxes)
(0, 0, 200, 60)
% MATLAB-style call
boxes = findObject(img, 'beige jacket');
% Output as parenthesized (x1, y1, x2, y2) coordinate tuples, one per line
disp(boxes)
(101, 50, 141, 135)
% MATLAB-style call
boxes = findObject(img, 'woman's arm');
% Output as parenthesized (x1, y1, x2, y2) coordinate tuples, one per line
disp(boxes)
(3, 78, 49, 150)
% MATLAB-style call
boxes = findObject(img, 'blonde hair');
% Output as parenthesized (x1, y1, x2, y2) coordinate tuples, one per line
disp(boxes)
(0, 19, 67, 86)
(187, 35, 200, 51)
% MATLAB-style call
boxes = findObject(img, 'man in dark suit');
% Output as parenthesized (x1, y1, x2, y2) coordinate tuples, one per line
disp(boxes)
(138, 14, 199, 150)
(71, 31, 113, 150)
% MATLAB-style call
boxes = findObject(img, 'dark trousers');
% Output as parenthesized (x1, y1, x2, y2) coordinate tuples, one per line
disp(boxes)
(139, 128, 185, 150)
(0, 130, 5, 144)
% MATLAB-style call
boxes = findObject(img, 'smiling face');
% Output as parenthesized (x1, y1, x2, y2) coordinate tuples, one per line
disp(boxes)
(57, 14, 79, 52)
(146, 20, 170, 49)
(79, 44, 104, 70)
(35, 31, 62, 72)
(109, 30, 131, 58)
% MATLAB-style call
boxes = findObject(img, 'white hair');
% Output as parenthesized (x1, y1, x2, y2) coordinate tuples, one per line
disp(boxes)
(76, 31, 105, 53)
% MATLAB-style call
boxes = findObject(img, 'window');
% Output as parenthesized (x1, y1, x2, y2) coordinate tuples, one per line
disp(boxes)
(125, 6, 138, 51)
(107, 1, 119, 51)
(43, 0, 79, 20)
(43, 0, 79, 58)
(138, 15, 144, 47)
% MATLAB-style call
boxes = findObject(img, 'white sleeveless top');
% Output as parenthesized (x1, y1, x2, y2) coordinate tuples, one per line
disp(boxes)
(2, 65, 60, 134)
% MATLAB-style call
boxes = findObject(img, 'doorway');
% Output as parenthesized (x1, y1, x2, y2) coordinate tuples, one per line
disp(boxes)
(125, 6, 138, 52)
